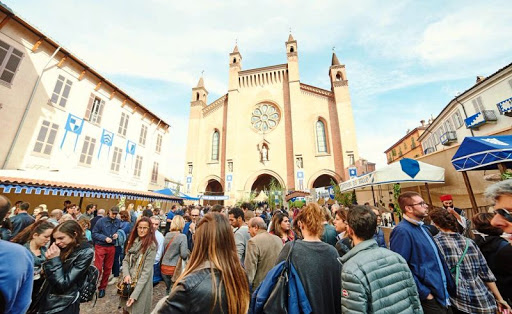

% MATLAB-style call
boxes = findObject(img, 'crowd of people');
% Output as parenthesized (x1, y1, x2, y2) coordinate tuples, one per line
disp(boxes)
(0, 179, 511, 313)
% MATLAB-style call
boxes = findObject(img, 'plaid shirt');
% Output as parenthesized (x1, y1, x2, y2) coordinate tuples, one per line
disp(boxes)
(434, 231, 497, 314)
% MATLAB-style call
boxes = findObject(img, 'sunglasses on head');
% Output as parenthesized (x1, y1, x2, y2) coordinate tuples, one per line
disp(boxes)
(494, 208, 512, 222)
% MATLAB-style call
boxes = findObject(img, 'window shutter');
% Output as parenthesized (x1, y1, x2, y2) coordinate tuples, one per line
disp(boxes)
(508, 79, 512, 90)
(85, 94, 94, 120)
(476, 97, 484, 111)
(97, 100, 105, 124)
(51, 77, 63, 104)
(60, 80, 72, 107)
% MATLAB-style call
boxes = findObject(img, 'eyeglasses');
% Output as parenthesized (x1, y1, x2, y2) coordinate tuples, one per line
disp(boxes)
(495, 208, 512, 222)
(408, 201, 427, 207)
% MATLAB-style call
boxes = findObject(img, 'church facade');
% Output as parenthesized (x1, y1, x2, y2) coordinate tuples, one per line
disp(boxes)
(184, 35, 360, 205)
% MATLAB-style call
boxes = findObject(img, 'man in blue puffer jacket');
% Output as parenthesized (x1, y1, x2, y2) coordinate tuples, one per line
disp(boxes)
(341, 206, 422, 313)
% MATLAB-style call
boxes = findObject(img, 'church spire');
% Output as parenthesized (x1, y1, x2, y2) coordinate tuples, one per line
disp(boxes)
(232, 44, 239, 53)
(288, 33, 294, 42)
(331, 52, 340, 66)
(196, 76, 205, 88)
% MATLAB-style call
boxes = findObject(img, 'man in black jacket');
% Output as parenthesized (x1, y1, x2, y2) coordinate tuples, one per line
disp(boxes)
(92, 206, 121, 298)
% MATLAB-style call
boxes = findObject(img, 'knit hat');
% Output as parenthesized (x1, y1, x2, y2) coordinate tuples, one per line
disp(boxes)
(440, 194, 453, 202)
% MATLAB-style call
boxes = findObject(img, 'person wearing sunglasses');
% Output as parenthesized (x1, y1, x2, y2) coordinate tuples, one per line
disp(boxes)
(487, 180, 512, 234)
(390, 192, 455, 314)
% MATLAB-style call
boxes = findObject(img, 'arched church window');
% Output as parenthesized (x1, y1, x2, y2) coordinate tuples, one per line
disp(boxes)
(196, 92, 200, 101)
(233, 57, 237, 64)
(290, 46, 294, 53)
(211, 131, 219, 161)
(336, 72, 342, 81)
(316, 120, 327, 153)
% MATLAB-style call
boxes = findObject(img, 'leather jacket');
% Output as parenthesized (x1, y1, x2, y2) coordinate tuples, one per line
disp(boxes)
(156, 268, 229, 313)
(38, 242, 94, 314)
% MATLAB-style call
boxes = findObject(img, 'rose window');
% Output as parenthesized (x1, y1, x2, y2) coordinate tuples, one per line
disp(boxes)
(251, 104, 280, 133)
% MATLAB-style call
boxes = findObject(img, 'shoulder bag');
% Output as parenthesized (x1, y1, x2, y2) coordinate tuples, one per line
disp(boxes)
(450, 238, 469, 286)
(116, 251, 147, 298)
(161, 235, 178, 275)
(263, 240, 296, 313)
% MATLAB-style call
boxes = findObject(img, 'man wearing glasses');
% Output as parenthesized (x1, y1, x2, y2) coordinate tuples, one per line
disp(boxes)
(487, 180, 512, 234)
(390, 192, 455, 314)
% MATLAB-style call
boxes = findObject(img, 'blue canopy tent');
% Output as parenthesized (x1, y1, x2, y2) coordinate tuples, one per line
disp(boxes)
(153, 187, 200, 201)
(451, 135, 512, 211)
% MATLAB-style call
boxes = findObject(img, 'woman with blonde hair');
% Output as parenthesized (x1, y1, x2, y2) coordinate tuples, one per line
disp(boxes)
(275, 203, 341, 314)
(160, 215, 189, 294)
(156, 212, 250, 314)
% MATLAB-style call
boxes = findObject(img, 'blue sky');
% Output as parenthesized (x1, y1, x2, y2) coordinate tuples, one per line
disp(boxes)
(5, 0, 512, 181)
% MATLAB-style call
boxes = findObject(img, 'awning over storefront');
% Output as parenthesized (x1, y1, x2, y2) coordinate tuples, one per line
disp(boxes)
(339, 158, 445, 193)
(0, 176, 182, 203)
(153, 188, 200, 201)
(451, 135, 512, 171)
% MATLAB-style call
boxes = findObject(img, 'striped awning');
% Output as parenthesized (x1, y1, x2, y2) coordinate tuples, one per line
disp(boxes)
(0, 177, 182, 203)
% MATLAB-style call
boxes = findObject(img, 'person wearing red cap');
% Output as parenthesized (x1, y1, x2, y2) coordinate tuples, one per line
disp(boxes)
(440, 194, 472, 238)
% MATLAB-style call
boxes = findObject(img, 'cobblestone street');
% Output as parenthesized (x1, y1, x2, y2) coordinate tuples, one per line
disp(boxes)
(82, 282, 168, 313)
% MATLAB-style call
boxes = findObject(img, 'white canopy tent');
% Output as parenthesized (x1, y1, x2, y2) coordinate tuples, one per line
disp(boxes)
(339, 158, 445, 205)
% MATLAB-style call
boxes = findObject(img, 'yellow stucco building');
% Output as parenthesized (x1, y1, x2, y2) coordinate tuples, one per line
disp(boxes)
(184, 35, 360, 205)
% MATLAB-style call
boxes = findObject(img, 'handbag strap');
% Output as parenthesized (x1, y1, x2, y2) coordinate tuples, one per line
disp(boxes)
(161, 234, 177, 263)
(451, 238, 470, 285)
(133, 251, 148, 284)
(284, 239, 296, 269)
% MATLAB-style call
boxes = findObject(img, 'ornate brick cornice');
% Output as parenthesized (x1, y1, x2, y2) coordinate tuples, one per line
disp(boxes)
(300, 83, 333, 98)
(333, 80, 348, 87)
(203, 94, 228, 117)
(330, 64, 345, 70)
(287, 52, 298, 58)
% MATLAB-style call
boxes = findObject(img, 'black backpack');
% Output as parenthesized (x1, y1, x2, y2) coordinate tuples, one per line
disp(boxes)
(79, 265, 99, 303)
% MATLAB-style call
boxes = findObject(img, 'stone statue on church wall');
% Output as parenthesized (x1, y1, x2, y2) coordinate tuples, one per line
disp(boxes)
(260, 145, 268, 161)
(296, 157, 303, 168)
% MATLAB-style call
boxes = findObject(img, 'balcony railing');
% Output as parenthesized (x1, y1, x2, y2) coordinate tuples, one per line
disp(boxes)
(440, 131, 457, 146)
(497, 97, 512, 117)
(424, 147, 435, 155)
(464, 110, 498, 129)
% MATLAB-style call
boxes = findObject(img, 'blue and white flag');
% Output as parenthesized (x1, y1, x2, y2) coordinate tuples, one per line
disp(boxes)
(97, 129, 114, 159)
(60, 113, 84, 151)
(125, 140, 136, 160)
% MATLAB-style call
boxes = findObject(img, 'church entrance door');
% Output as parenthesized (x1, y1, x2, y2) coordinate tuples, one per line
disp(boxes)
(250, 174, 281, 194)
(312, 174, 338, 188)
(204, 179, 224, 205)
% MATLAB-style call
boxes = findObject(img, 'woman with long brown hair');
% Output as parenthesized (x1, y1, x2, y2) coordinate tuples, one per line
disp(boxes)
(269, 212, 295, 244)
(155, 212, 250, 314)
(36, 220, 94, 314)
(119, 217, 157, 314)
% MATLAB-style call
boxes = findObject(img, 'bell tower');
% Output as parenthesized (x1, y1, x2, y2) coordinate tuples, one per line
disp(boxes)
(329, 52, 359, 172)
(191, 76, 208, 105)
(228, 45, 242, 92)
(286, 34, 300, 82)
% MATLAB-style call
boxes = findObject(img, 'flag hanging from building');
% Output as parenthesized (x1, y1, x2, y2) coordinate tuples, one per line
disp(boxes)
(125, 140, 136, 160)
(60, 113, 84, 151)
(97, 129, 114, 159)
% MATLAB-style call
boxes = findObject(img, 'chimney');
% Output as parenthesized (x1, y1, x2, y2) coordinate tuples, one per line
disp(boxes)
(476, 76, 486, 84)
(420, 120, 425, 127)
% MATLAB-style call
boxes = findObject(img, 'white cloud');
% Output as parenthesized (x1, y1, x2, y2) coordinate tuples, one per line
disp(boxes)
(416, 3, 512, 64)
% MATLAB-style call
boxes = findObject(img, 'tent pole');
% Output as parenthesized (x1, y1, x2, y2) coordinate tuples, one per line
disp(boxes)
(498, 163, 507, 175)
(425, 183, 433, 206)
(461, 171, 478, 212)
(371, 186, 376, 206)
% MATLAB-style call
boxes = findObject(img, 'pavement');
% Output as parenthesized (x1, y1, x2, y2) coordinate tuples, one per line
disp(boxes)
(81, 281, 168, 313)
